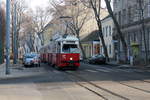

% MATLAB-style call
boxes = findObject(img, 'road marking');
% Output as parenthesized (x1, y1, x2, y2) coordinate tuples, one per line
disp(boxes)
(85, 69, 98, 73)
(116, 69, 131, 72)
(147, 70, 150, 72)
(96, 69, 110, 72)
(53, 70, 61, 74)
(134, 70, 144, 72)
(101, 67, 117, 72)
(96, 68, 131, 73)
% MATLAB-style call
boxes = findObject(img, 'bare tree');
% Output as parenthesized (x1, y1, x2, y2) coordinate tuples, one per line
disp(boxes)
(16, 0, 28, 38)
(33, 6, 51, 45)
(11, 1, 14, 58)
(10, 0, 28, 61)
(136, 0, 149, 64)
(19, 12, 37, 52)
(50, 0, 89, 59)
(104, 0, 128, 62)
(81, 0, 109, 61)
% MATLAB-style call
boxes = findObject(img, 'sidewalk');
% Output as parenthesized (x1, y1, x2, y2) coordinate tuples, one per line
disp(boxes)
(107, 60, 150, 70)
(82, 60, 150, 70)
(0, 63, 45, 79)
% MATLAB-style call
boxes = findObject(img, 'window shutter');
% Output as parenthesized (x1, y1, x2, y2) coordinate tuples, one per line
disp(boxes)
(148, 4, 150, 17)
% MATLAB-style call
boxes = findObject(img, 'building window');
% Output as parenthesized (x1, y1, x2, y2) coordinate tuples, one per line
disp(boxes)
(106, 26, 108, 37)
(109, 26, 111, 36)
(128, 7, 132, 23)
(133, 33, 137, 42)
(122, 9, 126, 24)
(148, 4, 150, 17)
(103, 27, 105, 36)
(149, 29, 150, 51)
(118, 11, 121, 25)
(109, 45, 111, 55)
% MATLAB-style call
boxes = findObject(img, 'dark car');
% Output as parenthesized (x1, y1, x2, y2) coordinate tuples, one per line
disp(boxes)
(23, 53, 41, 67)
(88, 54, 106, 64)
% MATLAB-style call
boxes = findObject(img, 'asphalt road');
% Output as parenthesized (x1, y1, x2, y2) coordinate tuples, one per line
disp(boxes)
(0, 63, 150, 100)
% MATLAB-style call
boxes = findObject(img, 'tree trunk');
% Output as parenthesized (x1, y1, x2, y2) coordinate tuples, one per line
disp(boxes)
(11, 13, 14, 63)
(77, 34, 86, 59)
(141, 17, 148, 64)
(0, 8, 5, 64)
(16, 30, 19, 61)
(105, 0, 128, 62)
(97, 20, 109, 61)
(89, 0, 109, 61)
(138, 0, 149, 64)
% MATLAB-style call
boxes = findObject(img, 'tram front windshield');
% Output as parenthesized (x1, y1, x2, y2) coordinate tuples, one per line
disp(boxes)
(62, 44, 80, 53)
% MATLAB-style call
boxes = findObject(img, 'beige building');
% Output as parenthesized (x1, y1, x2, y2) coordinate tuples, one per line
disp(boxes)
(42, 0, 108, 59)
(62, 0, 108, 39)
(80, 8, 108, 39)
(43, 23, 54, 45)
(101, 15, 115, 59)
(42, 17, 67, 45)
(81, 30, 100, 58)
(113, 0, 150, 63)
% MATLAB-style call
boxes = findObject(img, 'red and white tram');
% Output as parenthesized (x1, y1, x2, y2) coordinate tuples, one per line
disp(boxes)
(40, 35, 80, 69)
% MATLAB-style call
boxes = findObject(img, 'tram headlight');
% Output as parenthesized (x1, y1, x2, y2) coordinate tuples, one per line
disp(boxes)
(70, 58, 73, 60)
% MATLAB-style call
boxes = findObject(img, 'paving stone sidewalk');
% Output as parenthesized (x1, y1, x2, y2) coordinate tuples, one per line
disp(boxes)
(0, 63, 45, 79)
(107, 61, 150, 70)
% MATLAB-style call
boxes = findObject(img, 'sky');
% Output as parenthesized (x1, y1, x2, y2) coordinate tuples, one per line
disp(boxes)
(1, 0, 106, 9)
(26, 0, 50, 10)
(27, 0, 106, 10)
(1, 0, 107, 11)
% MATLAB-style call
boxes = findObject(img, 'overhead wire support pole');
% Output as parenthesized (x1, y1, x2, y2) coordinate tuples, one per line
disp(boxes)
(5, 0, 11, 74)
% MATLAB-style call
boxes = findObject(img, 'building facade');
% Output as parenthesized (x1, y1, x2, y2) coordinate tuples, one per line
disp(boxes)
(81, 30, 100, 58)
(101, 15, 115, 59)
(80, 8, 109, 40)
(113, 0, 150, 64)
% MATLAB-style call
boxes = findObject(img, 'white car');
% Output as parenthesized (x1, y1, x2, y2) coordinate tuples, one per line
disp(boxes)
(23, 53, 40, 67)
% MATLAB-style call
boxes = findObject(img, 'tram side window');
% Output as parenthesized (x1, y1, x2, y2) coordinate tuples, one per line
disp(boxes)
(57, 42, 61, 53)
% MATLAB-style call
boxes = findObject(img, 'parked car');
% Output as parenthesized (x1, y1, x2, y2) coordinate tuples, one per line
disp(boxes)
(88, 54, 106, 64)
(23, 53, 41, 67)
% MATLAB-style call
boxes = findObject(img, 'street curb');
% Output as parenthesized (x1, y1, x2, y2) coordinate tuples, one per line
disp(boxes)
(82, 62, 150, 71)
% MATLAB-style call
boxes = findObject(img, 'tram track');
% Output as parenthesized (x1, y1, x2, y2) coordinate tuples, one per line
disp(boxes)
(48, 62, 150, 99)
(94, 68, 150, 94)
(119, 82, 150, 93)
(82, 64, 150, 94)
(65, 71, 130, 100)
